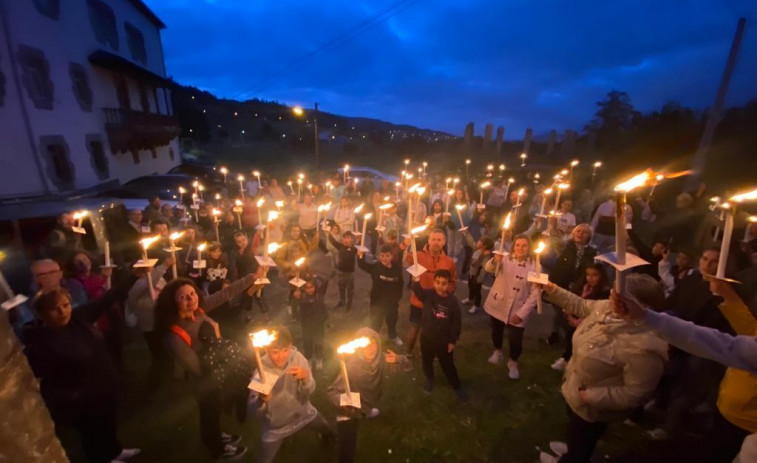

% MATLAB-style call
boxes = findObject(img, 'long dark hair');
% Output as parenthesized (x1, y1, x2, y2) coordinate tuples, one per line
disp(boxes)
(570, 263, 609, 298)
(154, 278, 205, 333)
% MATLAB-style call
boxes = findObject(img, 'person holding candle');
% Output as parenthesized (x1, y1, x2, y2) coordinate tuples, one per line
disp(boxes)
(143, 195, 162, 225)
(327, 327, 398, 463)
(41, 211, 83, 262)
(357, 245, 405, 346)
(251, 325, 334, 463)
(482, 235, 540, 379)
(402, 228, 456, 368)
(292, 275, 329, 370)
(460, 232, 494, 314)
(23, 274, 140, 463)
(590, 196, 633, 254)
(229, 232, 267, 321)
(155, 273, 264, 461)
(334, 196, 355, 233)
(410, 269, 467, 401)
(202, 242, 230, 292)
(536, 274, 668, 463)
(297, 193, 319, 240)
(328, 230, 358, 311)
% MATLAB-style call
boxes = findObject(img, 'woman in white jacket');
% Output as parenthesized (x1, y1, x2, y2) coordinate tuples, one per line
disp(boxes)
(483, 235, 540, 379)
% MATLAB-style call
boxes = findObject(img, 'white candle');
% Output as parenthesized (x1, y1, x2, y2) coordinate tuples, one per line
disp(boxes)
(717, 206, 733, 279)
(455, 204, 465, 228)
(539, 188, 552, 216)
(615, 191, 627, 293)
(238, 176, 245, 198)
(0, 269, 15, 299)
(360, 213, 372, 247)
(104, 240, 111, 289)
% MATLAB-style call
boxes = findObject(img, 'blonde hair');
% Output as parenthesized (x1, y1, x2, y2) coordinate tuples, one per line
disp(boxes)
(625, 273, 665, 310)
(572, 223, 593, 242)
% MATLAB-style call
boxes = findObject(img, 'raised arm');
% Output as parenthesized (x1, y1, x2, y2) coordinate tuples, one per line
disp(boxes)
(545, 284, 607, 319)
(204, 273, 256, 312)
(79, 274, 138, 323)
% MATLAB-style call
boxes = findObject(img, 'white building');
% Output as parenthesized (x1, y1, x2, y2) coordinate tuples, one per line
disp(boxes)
(0, 0, 180, 198)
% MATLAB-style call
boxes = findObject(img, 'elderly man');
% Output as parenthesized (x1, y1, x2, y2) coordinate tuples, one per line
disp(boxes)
(31, 259, 88, 308)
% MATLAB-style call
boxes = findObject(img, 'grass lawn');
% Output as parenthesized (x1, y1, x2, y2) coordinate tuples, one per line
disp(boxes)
(60, 249, 713, 462)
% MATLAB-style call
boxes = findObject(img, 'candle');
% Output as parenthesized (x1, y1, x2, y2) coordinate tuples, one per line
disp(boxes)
(294, 257, 305, 281)
(353, 203, 365, 233)
(73, 210, 88, 229)
(592, 161, 602, 177)
(178, 186, 186, 205)
(465, 159, 471, 178)
(192, 180, 199, 196)
(445, 177, 451, 190)
(569, 160, 579, 180)
(234, 199, 243, 229)
(479, 181, 491, 206)
(139, 236, 160, 299)
(648, 174, 664, 200)
(499, 213, 512, 253)
(378, 203, 392, 228)
(445, 189, 454, 213)
(360, 213, 372, 248)
(253, 170, 261, 189)
(251, 329, 277, 384)
(717, 204, 733, 279)
(198, 184, 205, 202)
(287, 181, 294, 194)
(503, 178, 514, 203)
(168, 231, 184, 280)
(336, 337, 371, 396)
(613, 171, 652, 293)
(297, 178, 302, 202)
(539, 188, 553, 216)
(520, 153, 527, 167)
(265, 211, 279, 257)
(197, 242, 207, 262)
(409, 224, 427, 269)
(344, 164, 350, 183)
(422, 161, 427, 175)
(533, 241, 546, 314)
(104, 241, 111, 289)
(220, 166, 228, 183)
(212, 208, 221, 242)
(238, 175, 245, 197)
(554, 183, 569, 212)
(395, 182, 401, 201)
(455, 204, 466, 229)
(256, 198, 265, 227)
(407, 183, 420, 233)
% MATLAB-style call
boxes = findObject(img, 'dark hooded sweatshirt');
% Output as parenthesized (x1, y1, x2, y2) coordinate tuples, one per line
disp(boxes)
(411, 281, 462, 346)
(357, 255, 403, 308)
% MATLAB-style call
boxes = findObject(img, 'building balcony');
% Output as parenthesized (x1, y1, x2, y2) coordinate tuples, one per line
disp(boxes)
(103, 108, 181, 154)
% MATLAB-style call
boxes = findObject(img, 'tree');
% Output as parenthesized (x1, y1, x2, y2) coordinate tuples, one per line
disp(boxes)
(587, 90, 641, 135)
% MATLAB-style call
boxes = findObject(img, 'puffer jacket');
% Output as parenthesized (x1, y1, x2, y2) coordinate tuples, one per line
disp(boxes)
(483, 256, 539, 328)
(547, 286, 668, 423)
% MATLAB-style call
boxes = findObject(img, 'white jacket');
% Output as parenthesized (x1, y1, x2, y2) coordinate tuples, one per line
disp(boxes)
(483, 256, 539, 327)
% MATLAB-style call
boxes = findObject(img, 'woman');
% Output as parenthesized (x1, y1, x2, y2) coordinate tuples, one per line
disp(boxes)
(202, 242, 230, 293)
(483, 235, 540, 380)
(333, 196, 355, 233)
(551, 263, 610, 371)
(155, 273, 264, 461)
(23, 279, 139, 463)
(327, 328, 397, 463)
(70, 251, 108, 300)
(268, 178, 286, 201)
(538, 274, 668, 463)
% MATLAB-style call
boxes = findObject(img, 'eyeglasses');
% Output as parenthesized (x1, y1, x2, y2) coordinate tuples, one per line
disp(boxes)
(34, 269, 61, 278)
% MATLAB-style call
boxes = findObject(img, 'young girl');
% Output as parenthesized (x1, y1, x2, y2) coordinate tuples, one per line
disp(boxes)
(483, 235, 540, 380)
(327, 328, 397, 463)
(251, 326, 333, 463)
(333, 196, 355, 233)
(202, 242, 229, 294)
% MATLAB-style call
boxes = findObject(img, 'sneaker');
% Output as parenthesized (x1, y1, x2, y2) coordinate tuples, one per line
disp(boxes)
(461, 298, 472, 305)
(487, 350, 504, 364)
(400, 354, 414, 372)
(646, 428, 669, 441)
(507, 360, 520, 380)
(549, 441, 568, 456)
(550, 357, 567, 371)
(423, 379, 433, 394)
(539, 452, 559, 463)
(220, 433, 241, 446)
(114, 449, 141, 461)
(366, 408, 380, 418)
(217, 444, 247, 461)
(315, 359, 323, 371)
(392, 337, 404, 347)
(455, 388, 469, 402)
(468, 305, 481, 314)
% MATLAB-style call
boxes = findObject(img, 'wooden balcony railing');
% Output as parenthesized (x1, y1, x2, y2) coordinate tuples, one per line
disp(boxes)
(103, 108, 181, 154)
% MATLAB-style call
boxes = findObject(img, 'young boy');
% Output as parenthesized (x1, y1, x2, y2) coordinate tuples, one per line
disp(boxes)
(357, 245, 405, 346)
(382, 229, 405, 268)
(461, 232, 494, 314)
(411, 269, 466, 401)
(251, 326, 334, 463)
(292, 276, 328, 370)
(328, 230, 358, 311)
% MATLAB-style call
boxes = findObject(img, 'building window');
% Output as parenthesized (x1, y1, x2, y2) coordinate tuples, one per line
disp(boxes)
(86, 0, 118, 50)
(86, 134, 109, 180)
(69, 63, 93, 112)
(16, 46, 54, 110)
(114, 74, 130, 109)
(39, 136, 75, 190)
(124, 22, 147, 65)
(32, 0, 60, 19)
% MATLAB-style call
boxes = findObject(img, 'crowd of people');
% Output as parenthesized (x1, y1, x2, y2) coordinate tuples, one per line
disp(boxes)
(3, 161, 757, 463)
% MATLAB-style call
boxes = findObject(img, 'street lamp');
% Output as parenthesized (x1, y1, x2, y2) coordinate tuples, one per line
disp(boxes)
(293, 104, 319, 168)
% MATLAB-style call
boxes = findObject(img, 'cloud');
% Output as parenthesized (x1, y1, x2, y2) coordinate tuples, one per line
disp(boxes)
(145, 0, 757, 136)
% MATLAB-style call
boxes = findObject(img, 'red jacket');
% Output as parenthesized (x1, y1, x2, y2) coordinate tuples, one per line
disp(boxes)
(405, 245, 456, 309)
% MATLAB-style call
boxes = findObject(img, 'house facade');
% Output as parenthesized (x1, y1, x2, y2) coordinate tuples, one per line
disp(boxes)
(0, 0, 180, 198)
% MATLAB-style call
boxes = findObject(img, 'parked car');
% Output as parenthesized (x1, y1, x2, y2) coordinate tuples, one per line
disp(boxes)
(99, 174, 221, 201)
(335, 166, 399, 187)
(168, 162, 223, 184)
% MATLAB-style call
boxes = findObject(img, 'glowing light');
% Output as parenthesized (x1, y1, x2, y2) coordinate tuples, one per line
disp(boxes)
(251, 329, 277, 348)
(410, 224, 428, 235)
(140, 236, 160, 250)
(534, 241, 546, 255)
(730, 188, 757, 203)
(337, 337, 371, 355)
(294, 257, 306, 267)
(615, 171, 651, 193)
(292, 106, 304, 116)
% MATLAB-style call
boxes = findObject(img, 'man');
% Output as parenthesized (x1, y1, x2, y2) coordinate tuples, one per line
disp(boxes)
(143, 195, 162, 225)
(646, 248, 731, 440)
(403, 228, 456, 368)
(160, 204, 178, 228)
(297, 193, 319, 239)
(31, 259, 88, 308)
(41, 211, 82, 262)
(228, 232, 266, 320)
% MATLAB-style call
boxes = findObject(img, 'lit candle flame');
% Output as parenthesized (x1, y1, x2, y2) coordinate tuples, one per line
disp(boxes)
(267, 211, 279, 222)
(169, 231, 184, 241)
(560, 169, 569, 176)
(251, 329, 277, 348)
(253, 170, 260, 177)
(544, 188, 553, 195)
(508, 178, 515, 184)
(140, 236, 160, 250)
(593, 161, 602, 168)
(275, 200, 284, 209)
(379, 203, 393, 210)
(416, 187, 426, 196)
(178, 186, 186, 194)
(294, 257, 305, 267)
(192, 180, 199, 188)
(297, 178, 303, 185)
(503, 213, 511, 230)
(235, 199, 243, 207)
(353, 203, 364, 214)
(219, 167, 228, 175)
(298, 173, 305, 179)
(212, 208, 221, 216)
(411, 224, 428, 235)
(570, 160, 579, 167)
(197, 242, 207, 252)
(73, 210, 89, 220)
(256, 198, 265, 207)
(364, 213, 373, 220)
(337, 337, 372, 355)
(558, 183, 570, 190)
(480, 181, 491, 189)
(408, 183, 422, 193)
(615, 170, 651, 192)
(237, 175, 245, 182)
(534, 241, 546, 255)
(730, 188, 757, 203)
(455, 204, 466, 211)
(267, 242, 282, 254)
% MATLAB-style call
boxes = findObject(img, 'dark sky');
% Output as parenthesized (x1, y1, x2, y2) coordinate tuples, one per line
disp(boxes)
(146, 0, 757, 137)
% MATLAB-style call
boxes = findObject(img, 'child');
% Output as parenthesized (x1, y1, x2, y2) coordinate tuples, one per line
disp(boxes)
(357, 245, 404, 346)
(460, 232, 494, 314)
(411, 269, 466, 401)
(197, 321, 252, 424)
(325, 222, 342, 276)
(327, 327, 398, 463)
(328, 230, 358, 311)
(381, 229, 404, 268)
(293, 276, 328, 370)
(251, 325, 334, 463)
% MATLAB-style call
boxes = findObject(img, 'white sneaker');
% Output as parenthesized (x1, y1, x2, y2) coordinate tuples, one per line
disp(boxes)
(114, 449, 140, 461)
(646, 427, 669, 441)
(468, 305, 481, 314)
(461, 298, 472, 305)
(366, 408, 380, 418)
(487, 350, 504, 364)
(392, 337, 404, 347)
(539, 451, 559, 463)
(217, 444, 247, 461)
(549, 441, 568, 456)
(507, 360, 520, 380)
(550, 357, 567, 371)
